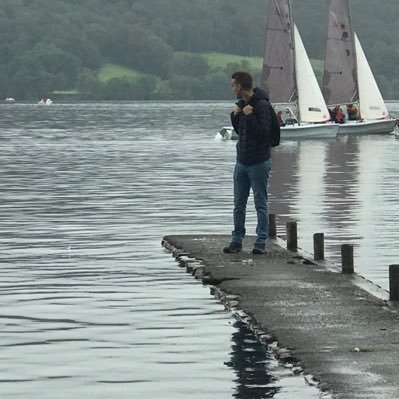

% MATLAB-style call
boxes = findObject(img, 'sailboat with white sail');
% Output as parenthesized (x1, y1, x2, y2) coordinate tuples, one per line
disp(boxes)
(322, 0, 396, 135)
(217, 0, 338, 141)
(260, 0, 338, 140)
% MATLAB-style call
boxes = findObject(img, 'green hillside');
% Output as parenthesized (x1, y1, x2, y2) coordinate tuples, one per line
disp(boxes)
(1, 0, 398, 100)
(97, 53, 325, 89)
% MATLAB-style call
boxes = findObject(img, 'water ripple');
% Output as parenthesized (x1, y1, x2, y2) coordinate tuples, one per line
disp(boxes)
(3, 101, 395, 398)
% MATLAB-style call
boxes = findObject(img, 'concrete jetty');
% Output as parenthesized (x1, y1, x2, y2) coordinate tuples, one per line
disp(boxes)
(162, 234, 399, 399)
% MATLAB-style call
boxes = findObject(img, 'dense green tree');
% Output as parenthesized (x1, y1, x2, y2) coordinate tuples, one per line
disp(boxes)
(168, 76, 206, 100)
(202, 71, 233, 99)
(30, 42, 80, 86)
(76, 69, 103, 99)
(131, 75, 159, 100)
(392, 79, 399, 100)
(0, 0, 398, 100)
(168, 53, 210, 78)
(103, 78, 135, 100)
(0, 65, 8, 95)
(124, 28, 173, 78)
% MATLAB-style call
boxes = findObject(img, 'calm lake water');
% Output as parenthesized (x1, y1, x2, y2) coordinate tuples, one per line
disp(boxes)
(1, 101, 398, 398)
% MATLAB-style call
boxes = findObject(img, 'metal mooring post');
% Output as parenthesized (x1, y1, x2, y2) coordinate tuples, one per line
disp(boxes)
(341, 244, 354, 274)
(313, 233, 324, 261)
(286, 221, 297, 251)
(269, 214, 276, 238)
(389, 265, 399, 301)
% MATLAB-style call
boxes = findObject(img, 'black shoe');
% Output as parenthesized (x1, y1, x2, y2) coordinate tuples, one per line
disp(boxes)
(252, 243, 266, 255)
(223, 242, 242, 253)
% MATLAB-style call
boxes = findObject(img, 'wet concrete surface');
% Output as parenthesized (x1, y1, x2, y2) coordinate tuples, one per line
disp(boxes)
(162, 234, 399, 399)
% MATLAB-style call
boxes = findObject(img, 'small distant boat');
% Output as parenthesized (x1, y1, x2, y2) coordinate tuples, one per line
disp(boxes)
(322, 0, 396, 135)
(216, 126, 238, 141)
(5, 97, 15, 102)
(38, 98, 53, 105)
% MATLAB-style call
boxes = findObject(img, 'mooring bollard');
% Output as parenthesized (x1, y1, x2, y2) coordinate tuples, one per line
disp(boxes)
(286, 221, 297, 251)
(389, 265, 399, 301)
(313, 233, 324, 261)
(341, 244, 354, 274)
(269, 213, 276, 238)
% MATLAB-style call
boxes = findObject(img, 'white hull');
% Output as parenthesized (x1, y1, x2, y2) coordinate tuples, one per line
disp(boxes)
(281, 123, 338, 139)
(337, 119, 396, 135)
(216, 127, 238, 141)
(217, 123, 338, 141)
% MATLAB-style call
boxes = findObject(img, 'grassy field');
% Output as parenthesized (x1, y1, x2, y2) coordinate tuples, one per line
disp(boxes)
(203, 52, 263, 70)
(201, 51, 323, 74)
(98, 64, 142, 83)
(97, 54, 324, 82)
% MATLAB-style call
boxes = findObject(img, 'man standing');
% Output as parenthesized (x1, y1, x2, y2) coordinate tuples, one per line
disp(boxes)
(223, 71, 273, 255)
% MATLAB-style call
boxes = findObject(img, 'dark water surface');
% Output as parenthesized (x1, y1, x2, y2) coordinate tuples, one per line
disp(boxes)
(1, 101, 398, 398)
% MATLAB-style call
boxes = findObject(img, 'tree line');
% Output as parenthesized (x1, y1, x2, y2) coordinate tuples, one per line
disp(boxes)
(0, 0, 398, 100)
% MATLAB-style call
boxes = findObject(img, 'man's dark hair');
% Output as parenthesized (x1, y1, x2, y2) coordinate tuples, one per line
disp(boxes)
(231, 71, 253, 91)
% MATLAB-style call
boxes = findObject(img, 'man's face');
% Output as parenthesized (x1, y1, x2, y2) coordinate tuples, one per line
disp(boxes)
(231, 79, 241, 99)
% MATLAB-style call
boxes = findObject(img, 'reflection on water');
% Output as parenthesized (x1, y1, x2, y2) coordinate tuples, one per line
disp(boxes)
(270, 130, 399, 290)
(1, 101, 398, 398)
(227, 320, 320, 399)
(228, 320, 278, 399)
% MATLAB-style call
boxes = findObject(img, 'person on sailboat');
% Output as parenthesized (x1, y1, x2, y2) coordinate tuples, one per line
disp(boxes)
(331, 105, 345, 124)
(276, 111, 286, 127)
(223, 71, 273, 256)
(347, 104, 359, 120)
(335, 107, 345, 124)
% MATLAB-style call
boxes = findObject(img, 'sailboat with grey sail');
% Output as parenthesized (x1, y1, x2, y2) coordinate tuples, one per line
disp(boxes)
(217, 0, 338, 141)
(260, 0, 338, 139)
(322, 0, 396, 135)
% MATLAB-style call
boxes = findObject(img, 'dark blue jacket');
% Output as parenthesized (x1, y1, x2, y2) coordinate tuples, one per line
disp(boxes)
(230, 87, 272, 166)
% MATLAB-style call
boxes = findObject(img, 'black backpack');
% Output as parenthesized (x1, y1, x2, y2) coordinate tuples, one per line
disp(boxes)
(266, 101, 281, 147)
(252, 100, 280, 147)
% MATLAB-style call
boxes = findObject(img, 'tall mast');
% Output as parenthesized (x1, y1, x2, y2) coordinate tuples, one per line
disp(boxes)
(261, 0, 296, 103)
(288, 0, 296, 103)
(289, 0, 299, 120)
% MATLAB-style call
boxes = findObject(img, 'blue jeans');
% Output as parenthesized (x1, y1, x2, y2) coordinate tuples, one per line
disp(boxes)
(232, 159, 272, 245)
